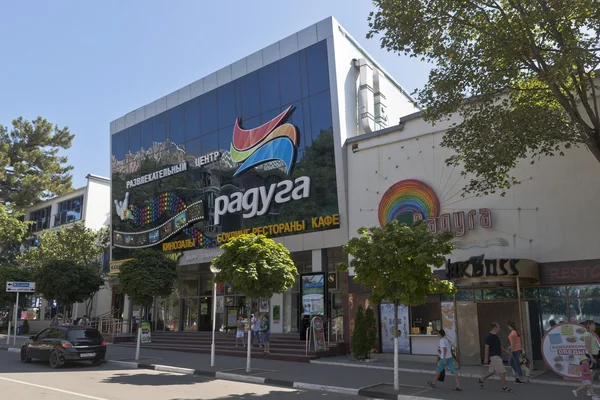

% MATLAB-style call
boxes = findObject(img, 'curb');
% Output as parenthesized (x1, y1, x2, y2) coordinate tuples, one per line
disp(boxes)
(106, 360, 439, 400)
(310, 360, 600, 389)
(0, 347, 21, 354)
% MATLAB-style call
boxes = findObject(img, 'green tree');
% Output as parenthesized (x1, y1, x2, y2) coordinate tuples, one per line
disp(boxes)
(368, 1, 600, 195)
(351, 306, 368, 360)
(119, 249, 178, 310)
(212, 234, 297, 372)
(364, 307, 378, 358)
(17, 222, 109, 315)
(338, 221, 455, 390)
(35, 260, 104, 314)
(0, 117, 74, 208)
(0, 204, 29, 265)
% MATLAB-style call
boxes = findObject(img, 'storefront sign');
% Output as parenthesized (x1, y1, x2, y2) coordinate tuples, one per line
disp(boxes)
(162, 239, 196, 252)
(542, 323, 600, 379)
(445, 255, 539, 283)
(126, 162, 188, 189)
(539, 260, 600, 285)
(164, 252, 183, 262)
(140, 321, 152, 344)
(113, 200, 205, 249)
(214, 176, 311, 225)
(312, 316, 327, 351)
(302, 274, 325, 316)
(108, 258, 135, 275)
(380, 303, 410, 354)
(379, 179, 492, 236)
(195, 151, 221, 168)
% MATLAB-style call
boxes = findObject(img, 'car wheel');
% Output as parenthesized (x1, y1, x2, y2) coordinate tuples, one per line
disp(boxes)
(49, 350, 62, 369)
(91, 359, 104, 366)
(20, 348, 31, 363)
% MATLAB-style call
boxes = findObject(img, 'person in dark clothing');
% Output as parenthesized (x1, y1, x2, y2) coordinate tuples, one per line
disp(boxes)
(479, 322, 512, 392)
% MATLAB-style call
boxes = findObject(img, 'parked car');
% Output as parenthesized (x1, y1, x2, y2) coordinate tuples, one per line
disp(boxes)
(21, 325, 106, 368)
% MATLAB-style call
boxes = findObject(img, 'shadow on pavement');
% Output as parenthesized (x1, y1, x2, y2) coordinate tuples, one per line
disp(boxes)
(170, 391, 349, 400)
(102, 372, 205, 386)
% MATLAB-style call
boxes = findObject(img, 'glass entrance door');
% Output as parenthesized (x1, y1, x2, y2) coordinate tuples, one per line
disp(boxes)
(182, 298, 199, 331)
(198, 298, 212, 331)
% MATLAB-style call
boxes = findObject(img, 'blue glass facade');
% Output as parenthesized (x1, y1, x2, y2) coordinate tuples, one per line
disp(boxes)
(111, 40, 339, 261)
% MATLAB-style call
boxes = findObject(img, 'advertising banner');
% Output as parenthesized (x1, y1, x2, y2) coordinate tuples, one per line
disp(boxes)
(140, 321, 152, 344)
(301, 274, 325, 316)
(441, 302, 457, 348)
(312, 316, 326, 351)
(380, 303, 410, 354)
(542, 323, 600, 379)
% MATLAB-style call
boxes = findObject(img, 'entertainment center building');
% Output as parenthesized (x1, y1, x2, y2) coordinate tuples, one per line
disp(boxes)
(109, 17, 418, 335)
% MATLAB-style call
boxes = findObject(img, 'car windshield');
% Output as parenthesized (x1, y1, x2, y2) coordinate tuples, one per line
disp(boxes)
(66, 329, 102, 341)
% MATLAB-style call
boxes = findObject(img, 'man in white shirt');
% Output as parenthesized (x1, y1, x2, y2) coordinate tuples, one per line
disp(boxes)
(428, 329, 462, 391)
(251, 314, 262, 348)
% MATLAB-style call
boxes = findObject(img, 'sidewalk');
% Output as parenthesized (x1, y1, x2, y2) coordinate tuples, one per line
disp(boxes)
(2, 340, 598, 400)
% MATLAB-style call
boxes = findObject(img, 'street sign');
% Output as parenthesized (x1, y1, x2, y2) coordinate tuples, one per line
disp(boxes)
(6, 281, 36, 293)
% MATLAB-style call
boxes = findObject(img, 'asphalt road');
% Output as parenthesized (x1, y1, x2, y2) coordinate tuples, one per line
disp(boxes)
(0, 351, 370, 400)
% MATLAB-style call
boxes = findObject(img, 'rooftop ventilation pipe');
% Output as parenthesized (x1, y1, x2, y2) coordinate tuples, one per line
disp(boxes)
(354, 58, 375, 134)
(373, 70, 388, 129)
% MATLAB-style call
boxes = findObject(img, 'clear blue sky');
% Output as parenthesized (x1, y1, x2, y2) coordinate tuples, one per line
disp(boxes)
(0, 1, 430, 188)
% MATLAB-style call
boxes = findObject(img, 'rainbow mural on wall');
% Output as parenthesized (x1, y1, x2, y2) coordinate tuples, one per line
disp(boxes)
(378, 179, 440, 227)
(230, 106, 299, 176)
(128, 192, 186, 226)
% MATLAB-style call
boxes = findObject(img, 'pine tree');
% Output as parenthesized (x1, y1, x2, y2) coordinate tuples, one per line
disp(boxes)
(352, 306, 368, 360)
(364, 307, 377, 359)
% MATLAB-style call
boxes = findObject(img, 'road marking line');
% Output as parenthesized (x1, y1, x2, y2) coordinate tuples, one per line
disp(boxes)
(0, 376, 110, 400)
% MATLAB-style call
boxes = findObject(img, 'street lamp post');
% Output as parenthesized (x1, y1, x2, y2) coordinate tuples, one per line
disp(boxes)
(209, 264, 220, 367)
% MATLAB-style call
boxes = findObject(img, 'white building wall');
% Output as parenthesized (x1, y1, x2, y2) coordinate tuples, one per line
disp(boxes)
(83, 175, 111, 231)
(346, 116, 600, 267)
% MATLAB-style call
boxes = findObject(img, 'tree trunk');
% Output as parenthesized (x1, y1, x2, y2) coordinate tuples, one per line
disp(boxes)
(246, 298, 252, 373)
(393, 300, 399, 391)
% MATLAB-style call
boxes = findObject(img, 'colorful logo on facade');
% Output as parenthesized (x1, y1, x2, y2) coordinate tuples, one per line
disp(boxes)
(378, 179, 440, 227)
(230, 106, 299, 176)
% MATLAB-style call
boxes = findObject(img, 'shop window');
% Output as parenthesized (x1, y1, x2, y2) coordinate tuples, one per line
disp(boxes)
(240, 71, 260, 119)
(129, 124, 141, 155)
(568, 285, 600, 298)
(306, 41, 330, 95)
(141, 119, 153, 152)
(169, 105, 185, 145)
(441, 289, 473, 301)
(184, 97, 201, 141)
(538, 297, 568, 329)
(279, 52, 302, 105)
(477, 288, 517, 300)
(153, 112, 167, 144)
(179, 279, 198, 297)
(218, 82, 236, 129)
(570, 297, 600, 323)
(522, 286, 566, 299)
(259, 62, 280, 113)
(54, 195, 83, 227)
(29, 206, 52, 232)
(201, 90, 218, 134)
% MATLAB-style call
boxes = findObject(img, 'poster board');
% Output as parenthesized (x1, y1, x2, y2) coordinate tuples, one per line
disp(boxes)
(312, 316, 326, 351)
(141, 321, 152, 344)
(441, 302, 457, 348)
(542, 323, 600, 380)
(380, 303, 410, 354)
(301, 273, 325, 315)
(273, 305, 281, 323)
(226, 307, 239, 332)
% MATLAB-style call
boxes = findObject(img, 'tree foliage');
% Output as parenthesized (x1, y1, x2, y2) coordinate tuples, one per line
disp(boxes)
(351, 306, 378, 360)
(338, 221, 455, 307)
(212, 234, 298, 301)
(119, 249, 178, 308)
(0, 204, 29, 265)
(35, 260, 104, 305)
(18, 222, 109, 269)
(368, 0, 600, 195)
(0, 117, 74, 208)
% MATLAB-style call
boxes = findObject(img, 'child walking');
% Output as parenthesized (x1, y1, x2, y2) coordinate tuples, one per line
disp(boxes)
(573, 356, 596, 398)
(235, 315, 246, 348)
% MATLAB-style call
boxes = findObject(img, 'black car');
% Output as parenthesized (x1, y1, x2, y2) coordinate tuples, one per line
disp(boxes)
(21, 325, 106, 368)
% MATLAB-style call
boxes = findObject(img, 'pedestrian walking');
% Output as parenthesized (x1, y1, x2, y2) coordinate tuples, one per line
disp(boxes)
(583, 320, 599, 382)
(507, 321, 525, 384)
(235, 315, 246, 348)
(261, 314, 270, 354)
(572, 356, 597, 398)
(479, 322, 512, 392)
(427, 329, 462, 391)
(251, 314, 262, 348)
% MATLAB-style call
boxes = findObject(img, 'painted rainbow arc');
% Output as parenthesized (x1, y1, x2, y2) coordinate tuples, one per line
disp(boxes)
(378, 179, 440, 227)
